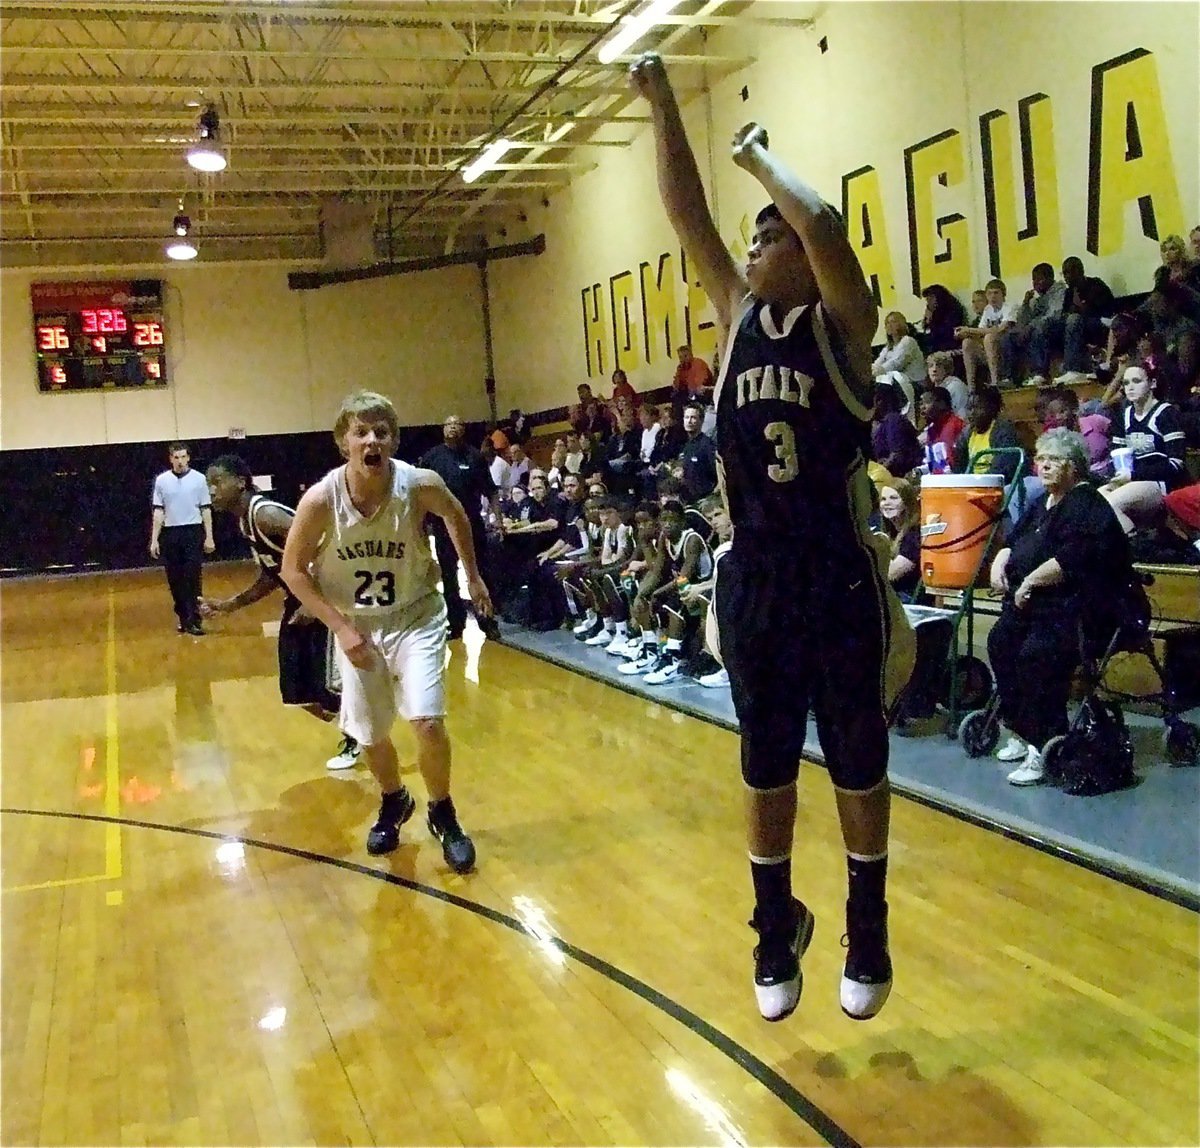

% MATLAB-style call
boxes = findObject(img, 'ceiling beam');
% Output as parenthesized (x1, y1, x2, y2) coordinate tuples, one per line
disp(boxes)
(0, 43, 746, 66)
(0, 74, 706, 97)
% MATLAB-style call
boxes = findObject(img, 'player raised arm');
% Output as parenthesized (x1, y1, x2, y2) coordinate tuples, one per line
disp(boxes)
(200, 502, 290, 616)
(730, 123, 878, 354)
(628, 52, 745, 334)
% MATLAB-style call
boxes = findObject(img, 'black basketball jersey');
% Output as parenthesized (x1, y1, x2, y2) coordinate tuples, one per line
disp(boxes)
(240, 493, 294, 589)
(715, 297, 873, 546)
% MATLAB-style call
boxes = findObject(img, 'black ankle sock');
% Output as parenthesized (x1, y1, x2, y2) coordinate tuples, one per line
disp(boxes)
(847, 854, 888, 909)
(428, 796, 455, 824)
(750, 857, 792, 931)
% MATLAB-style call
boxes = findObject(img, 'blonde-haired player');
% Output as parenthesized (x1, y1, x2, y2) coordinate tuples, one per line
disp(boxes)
(282, 391, 492, 869)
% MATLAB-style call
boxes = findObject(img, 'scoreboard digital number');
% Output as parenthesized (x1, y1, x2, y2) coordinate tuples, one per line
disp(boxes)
(32, 279, 168, 392)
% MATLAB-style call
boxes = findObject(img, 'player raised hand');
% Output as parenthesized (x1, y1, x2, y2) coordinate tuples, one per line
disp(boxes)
(731, 122, 769, 169)
(628, 51, 671, 102)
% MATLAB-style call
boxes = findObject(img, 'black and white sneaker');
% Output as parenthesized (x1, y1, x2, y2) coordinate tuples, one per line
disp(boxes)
(575, 619, 604, 643)
(751, 898, 815, 1021)
(325, 734, 359, 771)
(366, 787, 415, 855)
(840, 899, 892, 1020)
(427, 797, 476, 873)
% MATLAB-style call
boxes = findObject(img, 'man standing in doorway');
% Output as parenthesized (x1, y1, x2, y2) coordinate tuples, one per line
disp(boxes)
(418, 414, 501, 639)
(149, 442, 214, 635)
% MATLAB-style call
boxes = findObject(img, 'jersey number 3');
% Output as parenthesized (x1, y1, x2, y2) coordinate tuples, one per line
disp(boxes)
(764, 421, 799, 483)
(354, 569, 396, 607)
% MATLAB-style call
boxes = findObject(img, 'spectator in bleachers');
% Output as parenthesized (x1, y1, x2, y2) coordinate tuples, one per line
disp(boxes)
(555, 471, 587, 522)
(610, 368, 639, 409)
(648, 403, 687, 476)
(546, 439, 568, 490)
(926, 351, 969, 419)
(872, 312, 926, 408)
(499, 483, 525, 519)
(564, 431, 590, 476)
(920, 284, 968, 354)
(671, 344, 714, 418)
(579, 397, 612, 443)
(953, 385, 1023, 483)
(507, 443, 531, 491)
(1163, 482, 1200, 561)
(686, 494, 734, 688)
(603, 407, 642, 496)
(1159, 233, 1200, 289)
(1145, 278, 1200, 392)
(1041, 387, 1113, 479)
(871, 382, 922, 476)
(1051, 256, 1117, 384)
(482, 437, 514, 497)
(1100, 364, 1189, 535)
(635, 403, 662, 497)
(569, 382, 599, 435)
(488, 422, 510, 452)
(969, 288, 988, 323)
(917, 386, 964, 471)
(577, 497, 637, 651)
(955, 278, 1017, 389)
(876, 478, 922, 603)
(678, 402, 718, 502)
(1006, 262, 1068, 386)
(618, 498, 712, 684)
(505, 408, 531, 447)
(987, 427, 1133, 786)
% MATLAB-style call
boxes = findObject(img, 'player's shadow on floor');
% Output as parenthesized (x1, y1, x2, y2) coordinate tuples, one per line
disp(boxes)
(183, 774, 378, 863)
(797, 1046, 1038, 1145)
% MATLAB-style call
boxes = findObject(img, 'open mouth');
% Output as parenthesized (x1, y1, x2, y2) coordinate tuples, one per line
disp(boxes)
(363, 449, 383, 467)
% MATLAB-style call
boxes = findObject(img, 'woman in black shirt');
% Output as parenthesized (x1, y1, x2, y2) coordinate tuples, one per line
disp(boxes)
(987, 427, 1132, 785)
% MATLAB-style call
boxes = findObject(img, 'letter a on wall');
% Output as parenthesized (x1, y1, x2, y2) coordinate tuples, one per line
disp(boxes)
(1087, 48, 1185, 257)
(843, 165, 896, 308)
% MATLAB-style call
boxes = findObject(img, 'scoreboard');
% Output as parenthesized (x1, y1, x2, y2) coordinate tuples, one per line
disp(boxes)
(32, 280, 168, 392)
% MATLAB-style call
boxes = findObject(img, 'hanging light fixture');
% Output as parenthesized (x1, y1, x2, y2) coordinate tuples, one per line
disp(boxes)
(461, 138, 514, 184)
(166, 199, 198, 260)
(186, 105, 227, 173)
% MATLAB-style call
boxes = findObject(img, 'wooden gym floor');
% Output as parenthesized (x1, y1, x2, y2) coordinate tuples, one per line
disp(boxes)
(2, 568, 1197, 1147)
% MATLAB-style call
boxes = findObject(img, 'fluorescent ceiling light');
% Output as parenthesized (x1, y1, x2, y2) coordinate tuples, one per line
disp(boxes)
(166, 240, 198, 260)
(187, 145, 227, 173)
(597, 0, 683, 64)
(461, 138, 515, 184)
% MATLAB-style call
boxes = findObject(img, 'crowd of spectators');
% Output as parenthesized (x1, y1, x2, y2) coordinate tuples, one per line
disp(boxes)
(472, 241, 1199, 786)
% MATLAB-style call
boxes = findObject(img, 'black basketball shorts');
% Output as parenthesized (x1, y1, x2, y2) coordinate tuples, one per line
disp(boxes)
(278, 614, 341, 714)
(713, 541, 913, 765)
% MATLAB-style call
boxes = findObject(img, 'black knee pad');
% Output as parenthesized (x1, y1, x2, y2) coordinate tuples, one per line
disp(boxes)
(824, 740, 888, 793)
(740, 735, 800, 790)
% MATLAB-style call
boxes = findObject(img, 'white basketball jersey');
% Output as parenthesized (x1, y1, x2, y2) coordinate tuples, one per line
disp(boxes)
(313, 460, 440, 619)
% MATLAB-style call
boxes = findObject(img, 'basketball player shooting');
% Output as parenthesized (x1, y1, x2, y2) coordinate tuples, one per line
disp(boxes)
(629, 52, 915, 1023)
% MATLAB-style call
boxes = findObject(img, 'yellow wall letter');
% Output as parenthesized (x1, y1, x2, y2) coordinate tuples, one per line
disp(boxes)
(609, 270, 641, 373)
(904, 129, 972, 295)
(581, 283, 608, 379)
(980, 94, 1062, 279)
(640, 252, 676, 365)
(842, 165, 897, 309)
(1087, 48, 1185, 256)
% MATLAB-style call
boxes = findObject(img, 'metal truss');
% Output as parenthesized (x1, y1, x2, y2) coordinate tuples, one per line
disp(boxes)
(0, 1, 812, 268)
